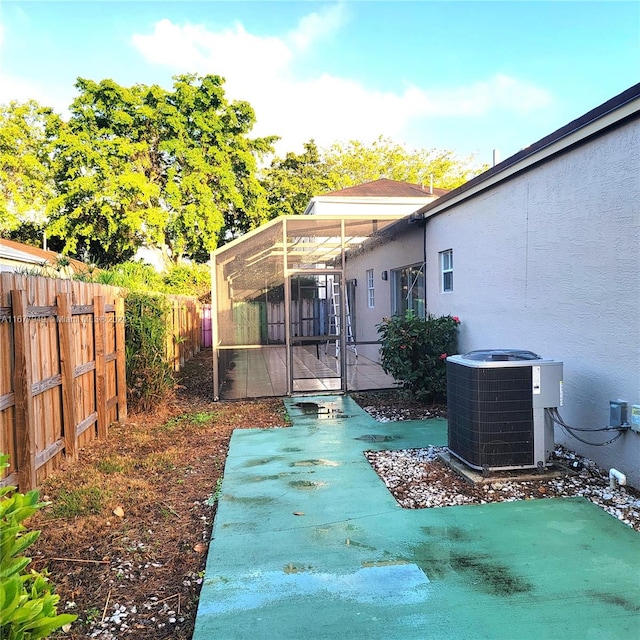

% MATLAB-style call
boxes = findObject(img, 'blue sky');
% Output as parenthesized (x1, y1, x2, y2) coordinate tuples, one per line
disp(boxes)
(1, 1, 638, 165)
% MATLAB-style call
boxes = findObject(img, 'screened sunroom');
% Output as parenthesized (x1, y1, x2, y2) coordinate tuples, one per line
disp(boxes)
(211, 214, 409, 399)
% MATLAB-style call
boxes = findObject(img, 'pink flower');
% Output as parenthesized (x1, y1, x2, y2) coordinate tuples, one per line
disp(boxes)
(439, 353, 448, 360)
(453, 316, 460, 323)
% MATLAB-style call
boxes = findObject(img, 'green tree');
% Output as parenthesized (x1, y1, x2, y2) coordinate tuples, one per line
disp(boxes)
(162, 74, 276, 258)
(47, 75, 275, 265)
(47, 79, 165, 264)
(0, 100, 57, 236)
(324, 135, 486, 191)
(260, 140, 337, 219)
(261, 136, 487, 221)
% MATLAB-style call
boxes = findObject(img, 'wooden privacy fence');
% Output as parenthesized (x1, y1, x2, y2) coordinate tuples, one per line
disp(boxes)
(166, 295, 202, 371)
(0, 274, 126, 492)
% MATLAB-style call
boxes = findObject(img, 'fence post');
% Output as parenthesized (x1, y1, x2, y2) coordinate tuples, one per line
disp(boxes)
(114, 296, 127, 423)
(165, 298, 174, 371)
(94, 295, 108, 439)
(180, 300, 186, 368)
(186, 300, 192, 361)
(56, 292, 77, 463)
(173, 299, 180, 371)
(12, 289, 36, 492)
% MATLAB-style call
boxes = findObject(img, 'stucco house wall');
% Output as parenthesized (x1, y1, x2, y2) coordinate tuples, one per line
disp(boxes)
(308, 198, 437, 217)
(304, 178, 446, 217)
(345, 223, 423, 360)
(423, 116, 640, 486)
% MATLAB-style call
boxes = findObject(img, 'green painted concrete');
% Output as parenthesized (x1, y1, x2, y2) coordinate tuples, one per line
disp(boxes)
(194, 395, 640, 640)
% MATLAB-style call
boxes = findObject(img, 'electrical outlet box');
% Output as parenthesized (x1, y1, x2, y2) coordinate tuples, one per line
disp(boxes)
(609, 400, 628, 427)
(631, 405, 640, 434)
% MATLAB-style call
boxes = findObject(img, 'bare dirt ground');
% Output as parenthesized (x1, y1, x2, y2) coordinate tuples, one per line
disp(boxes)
(28, 353, 639, 639)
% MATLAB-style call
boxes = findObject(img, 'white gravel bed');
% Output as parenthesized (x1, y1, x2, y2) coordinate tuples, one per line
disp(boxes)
(359, 404, 443, 423)
(365, 446, 640, 532)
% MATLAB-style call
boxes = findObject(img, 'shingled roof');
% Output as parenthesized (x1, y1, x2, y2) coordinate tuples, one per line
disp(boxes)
(321, 178, 449, 198)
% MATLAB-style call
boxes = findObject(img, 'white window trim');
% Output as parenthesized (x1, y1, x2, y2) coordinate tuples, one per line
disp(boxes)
(440, 249, 453, 293)
(366, 269, 375, 308)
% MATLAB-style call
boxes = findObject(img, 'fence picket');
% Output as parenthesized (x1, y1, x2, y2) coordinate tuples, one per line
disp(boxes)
(11, 289, 37, 491)
(57, 292, 77, 463)
(1, 274, 202, 490)
(115, 296, 127, 423)
(94, 295, 108, 440)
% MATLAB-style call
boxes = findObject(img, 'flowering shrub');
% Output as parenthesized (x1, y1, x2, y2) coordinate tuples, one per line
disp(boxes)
(377, 312, 461, 401)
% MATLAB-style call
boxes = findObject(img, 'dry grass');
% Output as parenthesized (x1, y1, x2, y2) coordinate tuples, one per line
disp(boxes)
(29, 350, 289, 639)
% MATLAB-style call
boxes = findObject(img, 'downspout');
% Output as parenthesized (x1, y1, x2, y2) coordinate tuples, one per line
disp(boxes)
(423, 218, 427, 315)
(340, 218, 347, 392)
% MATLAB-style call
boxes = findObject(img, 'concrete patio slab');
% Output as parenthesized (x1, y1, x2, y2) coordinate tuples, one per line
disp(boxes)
(193, 395, 640, 640)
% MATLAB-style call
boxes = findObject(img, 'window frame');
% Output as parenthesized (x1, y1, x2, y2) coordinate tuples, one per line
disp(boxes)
(440, 249, 453, 293)
(366, 269, 375, 308)
(391, 263, 425, 317)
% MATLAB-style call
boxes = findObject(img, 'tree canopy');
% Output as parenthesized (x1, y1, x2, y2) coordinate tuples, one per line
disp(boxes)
(2, 83, 487, 264)
(323, 136, 485, 191)
(44, 75, 276, 265)
(261, 136, 486, 218)
(260, 140, 338, 219)
(0, 100, 57, 235)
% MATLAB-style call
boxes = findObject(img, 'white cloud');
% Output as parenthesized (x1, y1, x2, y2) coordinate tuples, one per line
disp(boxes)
(0, 70, 72, 115)
(0, 73, 45, 106)
(132, 12, 553, 156)
(0, 73, 34, 105)
(132, 19, 292, 81)
(404, 74, 553, 118)
(288, 3, 347, 52)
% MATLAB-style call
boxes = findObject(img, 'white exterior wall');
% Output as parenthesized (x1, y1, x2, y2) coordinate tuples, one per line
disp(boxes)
(308, 198, 437, 216)
(345, 226, 423, 361)
(424, 120, 640, 487)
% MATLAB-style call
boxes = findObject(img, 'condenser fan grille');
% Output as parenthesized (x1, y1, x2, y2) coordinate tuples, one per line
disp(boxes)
(447, 363, 534, 469)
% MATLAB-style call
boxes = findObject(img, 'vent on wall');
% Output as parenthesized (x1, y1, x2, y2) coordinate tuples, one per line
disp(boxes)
(446, 350, 563, 472)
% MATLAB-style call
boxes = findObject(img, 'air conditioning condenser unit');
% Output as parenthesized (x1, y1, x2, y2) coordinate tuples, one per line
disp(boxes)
(446, 349, 563, 472)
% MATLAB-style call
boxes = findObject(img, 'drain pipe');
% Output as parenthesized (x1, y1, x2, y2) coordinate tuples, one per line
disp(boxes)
(609, 468, 627, 490)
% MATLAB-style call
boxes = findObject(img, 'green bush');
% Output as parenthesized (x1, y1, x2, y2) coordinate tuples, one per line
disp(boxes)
(377, 312, 460, 402)
(74, 260, 209, 410)
(87, 260, 210, 300)
(94, 261, 166, 292)
(0, 454, 77, 639)
(162, 263, 211, 302)
(125, 291, 174, 412)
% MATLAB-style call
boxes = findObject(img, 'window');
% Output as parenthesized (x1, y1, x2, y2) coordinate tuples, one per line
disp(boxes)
(391, 264, 425, 316)
(440, 249, 453, 293)
(366, 269, 375, 308)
